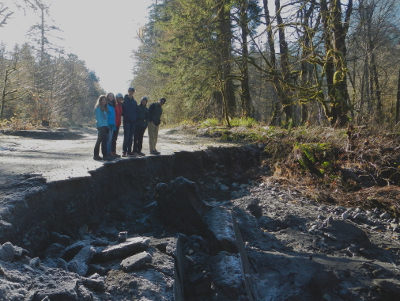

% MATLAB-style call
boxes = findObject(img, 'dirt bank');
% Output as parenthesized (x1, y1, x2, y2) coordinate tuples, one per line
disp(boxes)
(1, 126, 400, 300)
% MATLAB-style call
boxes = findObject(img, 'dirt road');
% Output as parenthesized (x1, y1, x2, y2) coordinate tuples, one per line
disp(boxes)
(0, 127, 222, 184)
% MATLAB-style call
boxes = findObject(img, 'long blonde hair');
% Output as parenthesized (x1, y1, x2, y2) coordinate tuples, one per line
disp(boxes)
(95, 95, 108, 112)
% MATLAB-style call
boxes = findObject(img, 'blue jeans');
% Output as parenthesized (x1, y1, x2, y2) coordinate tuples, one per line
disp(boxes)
(94, 126, 108, 157)
(111, 126, 120, 153)
(122, 122, 135, 153)
(106, 127, 114, 155)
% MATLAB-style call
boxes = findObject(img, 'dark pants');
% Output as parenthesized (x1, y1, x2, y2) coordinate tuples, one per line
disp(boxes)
(111, 126, 120, 153)
(94, 126, 108, 157)
(122, 122, 135, 153)
(133, 123, 147, 153)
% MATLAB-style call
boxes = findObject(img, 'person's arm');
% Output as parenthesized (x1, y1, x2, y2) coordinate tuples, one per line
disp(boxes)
(144, 108, 149, 127)
(95, 108, 102, 126)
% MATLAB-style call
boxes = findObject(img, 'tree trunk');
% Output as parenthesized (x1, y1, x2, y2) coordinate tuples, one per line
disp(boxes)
(239, 0, 252, 117)
(300, 2, 316, 125)
(263, 0, 282, 125)
(396, 69, 400, 124)
(216, 0, 236, 119)
(275, 0, 293, 124)
(320, 0, 353, 127)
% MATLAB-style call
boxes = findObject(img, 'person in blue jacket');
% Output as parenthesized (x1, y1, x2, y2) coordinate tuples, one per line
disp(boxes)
(106, 92, 116, 158)
(93, 95, 113, 161)
(122, 87, 138, 157)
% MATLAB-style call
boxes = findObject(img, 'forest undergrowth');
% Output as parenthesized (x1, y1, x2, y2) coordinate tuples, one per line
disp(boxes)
(186, 122, 400, 217)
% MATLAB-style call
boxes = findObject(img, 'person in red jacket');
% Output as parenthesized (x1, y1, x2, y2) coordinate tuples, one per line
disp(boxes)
(111, 93, 124, 158)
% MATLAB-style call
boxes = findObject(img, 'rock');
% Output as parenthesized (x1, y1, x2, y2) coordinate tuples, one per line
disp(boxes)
(220, 184, 229, 191)
(342, 212, 350, 219)
(121, 251, 152, 272)
(353, 213, 366, 222)
(323, 233, 338, 241)
(155, 177, 212, 236)
(246, 199, 262, 218)
(67, 245, 96, 276)
(50, 232, 72, 246)
(81, 274, 105, 291)
(91, 239, 109, 247)
(204, 206, 238, 253)
(210, 251, 247, 300)
(322, 293, 332, 301)
(45, 243, 65, 259)
(13, 246, 29, 259)
(373, 279, 400, 299)
(118, 231, 128, 243)
(63, 242, 87, 261)
(92, 237, 150, 263)
(0, 242, 15, 262)
(380, 212, 391, 219)
(28, 270, 81, 301)
(55, 258, 68, 271)
(30, 257, 41, 267)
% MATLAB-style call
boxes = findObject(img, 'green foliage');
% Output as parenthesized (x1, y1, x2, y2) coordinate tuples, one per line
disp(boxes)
(200, 118, 220, 127)
(0, 43, 103, 126)
(293, 142, 336, 176)
(230, 117, 258, 128)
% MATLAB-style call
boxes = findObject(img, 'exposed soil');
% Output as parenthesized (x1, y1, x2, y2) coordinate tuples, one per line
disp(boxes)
(0, 126, 400, 300)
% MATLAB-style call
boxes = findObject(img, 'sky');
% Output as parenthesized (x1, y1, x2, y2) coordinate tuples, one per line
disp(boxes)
(0, 0, 154, 95)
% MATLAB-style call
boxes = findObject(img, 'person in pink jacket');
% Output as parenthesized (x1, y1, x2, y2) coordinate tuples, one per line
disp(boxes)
(111, 93, 124, 158)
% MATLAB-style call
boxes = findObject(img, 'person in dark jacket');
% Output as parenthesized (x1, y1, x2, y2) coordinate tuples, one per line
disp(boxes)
(148, 97, 166, 155)
(133, 96, 149, 156)
(121, 87, 137, 157)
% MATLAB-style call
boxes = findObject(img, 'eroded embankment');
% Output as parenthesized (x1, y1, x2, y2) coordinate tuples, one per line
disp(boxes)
(0, 146, 261, 256)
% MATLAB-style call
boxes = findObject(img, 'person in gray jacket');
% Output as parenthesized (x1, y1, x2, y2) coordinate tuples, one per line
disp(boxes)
(148, 98, 166, 155)
(133, 96, 149, 156)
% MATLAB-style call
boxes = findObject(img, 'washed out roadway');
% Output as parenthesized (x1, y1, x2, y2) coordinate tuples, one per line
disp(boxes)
(0, 127, 225, 185)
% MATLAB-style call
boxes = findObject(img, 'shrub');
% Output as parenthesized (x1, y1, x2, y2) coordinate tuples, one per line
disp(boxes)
(200, 118, 220, 127)
(230, 117, 257, 128)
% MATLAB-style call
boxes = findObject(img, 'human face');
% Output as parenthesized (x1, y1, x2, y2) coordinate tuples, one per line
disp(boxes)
(100, 97, 107, 106)
(117, 97, 123, 103)
(107, 94, 114, 101)
(128, 89, 135, 97)
(141, 99, 147, 106)
(159, 99, 166, 106)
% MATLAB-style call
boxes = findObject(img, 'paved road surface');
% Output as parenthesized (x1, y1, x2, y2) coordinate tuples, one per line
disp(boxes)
(0, 127, 222, 184)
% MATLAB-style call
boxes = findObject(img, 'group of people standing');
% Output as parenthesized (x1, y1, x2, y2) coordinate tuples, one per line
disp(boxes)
(93, 87, 166, 161)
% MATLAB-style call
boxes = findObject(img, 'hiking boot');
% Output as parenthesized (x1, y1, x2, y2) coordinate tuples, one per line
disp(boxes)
(138, 152, 145, 156)
(103, 156, 114, 161)
(128, 152, 137, 157)
(93, 155, 102, 161)
(150, 150, 160, 155)
(110, 151, 120, 158)
(122, 152, 127, 157)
